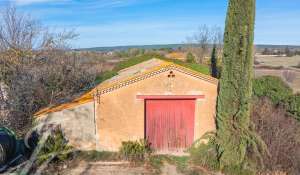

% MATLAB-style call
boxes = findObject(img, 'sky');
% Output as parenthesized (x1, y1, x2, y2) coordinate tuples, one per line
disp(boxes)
(0, 0, 299, 48)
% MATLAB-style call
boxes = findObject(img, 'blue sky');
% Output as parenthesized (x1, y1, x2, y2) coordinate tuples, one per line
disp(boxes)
(0, 0, 300, 48)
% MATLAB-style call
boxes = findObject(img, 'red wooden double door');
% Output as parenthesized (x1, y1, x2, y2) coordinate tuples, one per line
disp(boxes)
(145, 99, 195, 152)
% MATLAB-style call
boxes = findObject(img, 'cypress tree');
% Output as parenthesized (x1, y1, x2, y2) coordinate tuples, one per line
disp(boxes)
(216, 0, 265, 169)
(210, 44, 218, 78)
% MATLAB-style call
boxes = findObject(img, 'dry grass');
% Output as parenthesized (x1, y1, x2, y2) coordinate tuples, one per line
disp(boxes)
(257, 171, 287, 175)
(255, 54, 300, 68)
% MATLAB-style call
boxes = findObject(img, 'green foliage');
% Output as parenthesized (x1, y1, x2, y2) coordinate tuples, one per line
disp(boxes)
(148, 155, 189, 174)
(210, 45, 218, 78)
(148, 155, 164, 173)
(115, 50, 130, 58)
(253, 76, 300, 121)
(37, 127, 73, 165)
(253, 76, 293, 104)
(164, 155, 189, 173)
(169, 59, 210, 75)
(222, 162, 255, 175)
(119, 139, 152, 162)
(189, 133, 262, 175)
(186, 52, 196, 63)
(287, 94, 300, 121)
(113, 53, 162, 71)
(95, 71, 118, 84)
(216, 0, 265, 172)
(189, 133, 220, 171)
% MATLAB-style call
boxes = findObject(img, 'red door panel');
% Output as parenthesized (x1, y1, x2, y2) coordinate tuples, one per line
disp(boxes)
(145, 99, 195, 152)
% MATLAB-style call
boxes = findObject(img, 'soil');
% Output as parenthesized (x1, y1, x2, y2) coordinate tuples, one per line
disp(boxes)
(43, 160, 188, 175)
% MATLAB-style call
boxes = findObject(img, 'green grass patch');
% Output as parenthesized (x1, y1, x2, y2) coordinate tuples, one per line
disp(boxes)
(164, 155, 190, 173)
(148, 155, 165, 173)
(148, 155, 189, 173)
(94, 70, 118, 84)
(113, 53, 163, 72)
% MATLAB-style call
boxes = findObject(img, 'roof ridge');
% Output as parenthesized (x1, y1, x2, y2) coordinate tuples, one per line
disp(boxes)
(34, 59, 218, 117)
(94, 63, 218, 97)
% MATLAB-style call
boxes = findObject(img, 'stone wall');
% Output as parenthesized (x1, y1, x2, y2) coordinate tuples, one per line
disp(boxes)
(36, 102, 96, 150)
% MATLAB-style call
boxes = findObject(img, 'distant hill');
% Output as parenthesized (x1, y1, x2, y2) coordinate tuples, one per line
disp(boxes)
(76, 44, 185, 52)
(76, 44, 300, 52)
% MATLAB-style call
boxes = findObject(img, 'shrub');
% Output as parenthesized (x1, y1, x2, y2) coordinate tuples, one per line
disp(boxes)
(253, 76, 300, 121)
(37, 126, 73, 165)
(189, 133, 220, 171)
(253, 76, 293, 105)
(189, 132, 265, 175)
(186, 52, 196, 63)
(286, 94, 300, 121)
(119, 139, 152, 162)
(251, 97, 300, 175)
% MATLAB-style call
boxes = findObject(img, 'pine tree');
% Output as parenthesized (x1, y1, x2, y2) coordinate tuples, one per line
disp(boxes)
(216, 0, 266, 169)
(210, 45, 218, 78)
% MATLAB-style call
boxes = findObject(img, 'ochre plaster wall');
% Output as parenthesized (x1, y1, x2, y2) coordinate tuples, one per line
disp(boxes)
(96, 70, 218, 151)
(36, 102, 96, 150)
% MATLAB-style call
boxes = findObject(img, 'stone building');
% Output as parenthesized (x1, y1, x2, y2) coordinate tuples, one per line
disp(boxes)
(34, 58, 218, 153)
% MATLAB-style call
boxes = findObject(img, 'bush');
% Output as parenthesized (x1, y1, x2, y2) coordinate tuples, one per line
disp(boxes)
(251, 97, 300, 175)
(189, 132, 263, 175)
(189, 133, 220, 171)
(286, 94, 300, 121)
(37, 126, 73, 165)
(186, 52, 196, 63)
(119, 139, 152, 162)
(253, 76, 300, 121)
(253, 76, 293, 105)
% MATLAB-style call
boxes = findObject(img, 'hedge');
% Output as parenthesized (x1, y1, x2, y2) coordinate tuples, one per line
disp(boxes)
(253, 76, 300, 121)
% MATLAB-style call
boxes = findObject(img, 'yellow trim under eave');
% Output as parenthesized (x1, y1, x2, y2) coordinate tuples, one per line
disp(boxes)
(34, 59, 218, 118)
(34, 91, 94, 117)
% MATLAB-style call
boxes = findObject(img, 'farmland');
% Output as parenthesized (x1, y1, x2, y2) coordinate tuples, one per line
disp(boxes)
(254, 54, 300, 93)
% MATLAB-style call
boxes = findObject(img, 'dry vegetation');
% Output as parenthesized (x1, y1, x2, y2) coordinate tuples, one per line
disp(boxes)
(0, 7, 109, 136)
(251, 97, 300, 175)
(255, 54, 300, 68)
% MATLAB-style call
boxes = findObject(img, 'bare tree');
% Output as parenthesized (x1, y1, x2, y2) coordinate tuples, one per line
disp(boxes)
(211, 26, 223, 58)
(186, 25, 223, 64)
(0, 6, 96, 136)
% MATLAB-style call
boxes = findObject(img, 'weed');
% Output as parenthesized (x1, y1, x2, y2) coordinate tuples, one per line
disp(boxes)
(119, 139, 152, 162)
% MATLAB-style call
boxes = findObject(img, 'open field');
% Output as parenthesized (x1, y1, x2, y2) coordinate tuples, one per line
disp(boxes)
(254, 54, 300, 93)
(255, 54, 300, 68)
(255, 67, 300, 93)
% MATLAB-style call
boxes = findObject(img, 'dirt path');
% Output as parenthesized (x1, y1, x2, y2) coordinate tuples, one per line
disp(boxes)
(160, 162, 183, 175)
(63, 161, 153, 175)
(62, 161, 185, 175)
